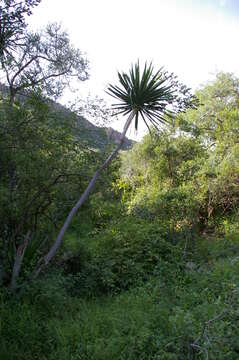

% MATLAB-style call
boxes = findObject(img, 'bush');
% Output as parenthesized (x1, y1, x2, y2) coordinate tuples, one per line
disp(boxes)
(65, 219, 183, 296)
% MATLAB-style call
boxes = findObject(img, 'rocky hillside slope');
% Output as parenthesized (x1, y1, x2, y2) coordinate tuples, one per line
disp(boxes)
(0, 84, 134, 150)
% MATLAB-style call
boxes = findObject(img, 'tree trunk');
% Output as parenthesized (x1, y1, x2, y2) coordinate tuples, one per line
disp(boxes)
(9, 231, 30, 292)
(33, 110, 136, 277)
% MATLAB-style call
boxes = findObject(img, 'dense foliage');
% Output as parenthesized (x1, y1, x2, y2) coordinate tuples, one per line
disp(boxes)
(119, 72, 239, 235)
(1, 69, 239, 360)
(1, 3, 239, 358)
(0, 94, 107, 287)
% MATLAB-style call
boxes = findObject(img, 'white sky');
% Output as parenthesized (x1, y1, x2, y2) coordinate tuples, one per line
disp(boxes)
(29, 0, 239, 139)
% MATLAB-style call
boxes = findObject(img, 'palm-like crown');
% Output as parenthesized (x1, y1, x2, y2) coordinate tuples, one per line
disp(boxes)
(107, 62, 176, 132)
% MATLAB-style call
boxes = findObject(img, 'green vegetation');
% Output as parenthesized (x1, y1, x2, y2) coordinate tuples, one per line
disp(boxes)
(43, 61, 196, 279)
(1, 1, 239, 359)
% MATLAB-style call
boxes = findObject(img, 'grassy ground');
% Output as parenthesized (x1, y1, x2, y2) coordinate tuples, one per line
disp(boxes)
(1, 229, 239, 359)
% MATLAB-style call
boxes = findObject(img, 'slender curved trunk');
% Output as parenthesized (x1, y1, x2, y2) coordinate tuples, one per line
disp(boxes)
(34, 110, 136, 277)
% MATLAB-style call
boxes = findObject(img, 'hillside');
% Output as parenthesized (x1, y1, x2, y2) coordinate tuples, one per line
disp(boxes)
(0, 83, 134, 151)
(54, 102, 134, 150)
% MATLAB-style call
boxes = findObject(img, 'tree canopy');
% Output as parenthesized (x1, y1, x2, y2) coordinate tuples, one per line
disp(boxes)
(0, 0, 41, 58)
(0, 2, 89, 101)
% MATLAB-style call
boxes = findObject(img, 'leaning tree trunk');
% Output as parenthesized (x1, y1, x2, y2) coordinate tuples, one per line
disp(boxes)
(34, 110, 136, 278)
(9, 231, 30, 292)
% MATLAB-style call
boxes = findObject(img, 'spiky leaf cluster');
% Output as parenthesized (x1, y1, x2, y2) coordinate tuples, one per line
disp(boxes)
(107, 62, 177, 131)
(107, 62, 197, 131)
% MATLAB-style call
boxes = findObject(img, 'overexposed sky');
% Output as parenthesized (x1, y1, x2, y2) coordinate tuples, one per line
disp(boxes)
(29, 0, 239, 138)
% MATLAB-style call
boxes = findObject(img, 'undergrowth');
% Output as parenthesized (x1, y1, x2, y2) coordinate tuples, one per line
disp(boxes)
(1, 220, 239, 359)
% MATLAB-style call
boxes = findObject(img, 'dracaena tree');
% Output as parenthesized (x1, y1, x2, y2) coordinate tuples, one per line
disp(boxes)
(33, 61, 197, 278)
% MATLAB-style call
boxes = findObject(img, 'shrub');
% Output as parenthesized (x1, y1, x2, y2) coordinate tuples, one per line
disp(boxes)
(66, 219, 183, 296)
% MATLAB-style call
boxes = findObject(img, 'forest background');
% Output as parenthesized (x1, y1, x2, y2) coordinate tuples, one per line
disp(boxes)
(1, 1, 239, 359)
